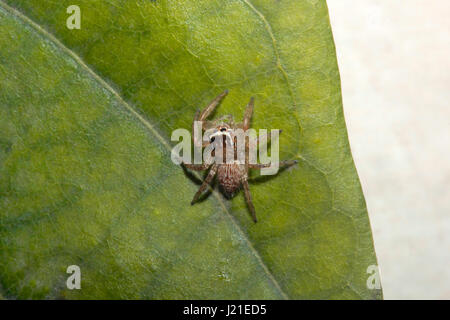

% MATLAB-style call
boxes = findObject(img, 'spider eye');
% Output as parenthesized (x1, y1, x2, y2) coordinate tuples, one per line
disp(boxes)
(220, 127, 227, 132)
(210, 137, 215, 143)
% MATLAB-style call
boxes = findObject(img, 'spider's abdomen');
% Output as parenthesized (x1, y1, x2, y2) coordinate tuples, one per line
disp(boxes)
(217, 163, 245, 196)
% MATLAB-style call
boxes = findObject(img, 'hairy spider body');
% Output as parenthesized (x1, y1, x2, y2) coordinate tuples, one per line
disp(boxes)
(183, 90, 297, 222)
(217, 163, 245, 196)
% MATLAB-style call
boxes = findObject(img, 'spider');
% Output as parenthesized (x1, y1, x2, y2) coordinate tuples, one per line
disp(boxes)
(183, 90, 297, 223)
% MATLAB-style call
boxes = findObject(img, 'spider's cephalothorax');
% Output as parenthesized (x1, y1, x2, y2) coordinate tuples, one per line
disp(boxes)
(183, 90, 297, 222)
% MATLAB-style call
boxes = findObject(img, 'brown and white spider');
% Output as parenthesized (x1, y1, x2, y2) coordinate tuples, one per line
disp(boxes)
(183, 90, 297, 223)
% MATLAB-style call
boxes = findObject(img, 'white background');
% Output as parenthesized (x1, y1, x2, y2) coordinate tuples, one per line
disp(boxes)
(327, 1, 450, 299)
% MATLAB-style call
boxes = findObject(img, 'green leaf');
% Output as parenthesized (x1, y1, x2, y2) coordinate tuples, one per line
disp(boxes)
(0, 0, 382, 299)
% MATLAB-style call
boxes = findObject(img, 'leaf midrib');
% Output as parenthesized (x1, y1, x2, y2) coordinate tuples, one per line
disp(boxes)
(0, 0, 289, 299)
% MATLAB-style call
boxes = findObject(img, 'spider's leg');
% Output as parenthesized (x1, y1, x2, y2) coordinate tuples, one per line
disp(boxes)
(191, 109, 204, 148)
(248, 160, 298, 169)
(191, 164, 218, 204)
(257, 129, 282, 148)
(192, 108, 200, 131)
(193, 108, 200, 122)
(182, 163, 211, 171)
(192, 90, 228, 147)
(242, 98, 255, 167)
(243, 97, 254, 131)
(198, 90, 229, 121)
(242, 178, 257, 223)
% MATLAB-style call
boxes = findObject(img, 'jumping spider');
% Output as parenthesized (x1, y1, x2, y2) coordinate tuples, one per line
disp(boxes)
(183, 90, 297, 223)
